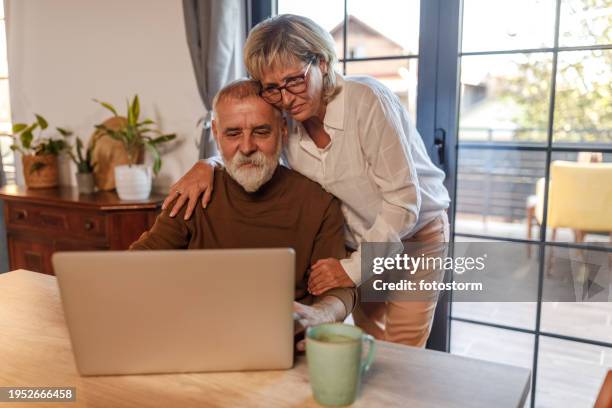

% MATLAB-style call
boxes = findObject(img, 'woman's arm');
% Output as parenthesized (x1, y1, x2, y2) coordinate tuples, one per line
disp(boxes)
(341, 82, 422, 285)
(306, 195, 357, 305)
(162, 156, 223, 219)
(310, 81, 422, 290)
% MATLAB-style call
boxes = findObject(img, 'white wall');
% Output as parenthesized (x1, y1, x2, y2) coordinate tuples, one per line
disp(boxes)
(6, 0, 204, 191)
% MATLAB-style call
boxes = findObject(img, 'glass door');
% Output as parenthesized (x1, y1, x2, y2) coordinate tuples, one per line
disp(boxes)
(450, 0, 612, 407)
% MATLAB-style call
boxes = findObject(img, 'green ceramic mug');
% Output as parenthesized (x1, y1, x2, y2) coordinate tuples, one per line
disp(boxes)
(306, 323, 376, 406)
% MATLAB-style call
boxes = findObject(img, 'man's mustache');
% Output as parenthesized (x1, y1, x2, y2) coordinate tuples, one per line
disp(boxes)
(232, 152, 266, 169)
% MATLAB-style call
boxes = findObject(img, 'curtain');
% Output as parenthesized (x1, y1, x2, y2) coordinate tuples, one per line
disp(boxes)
(182, 0, 246, 159)
(0, 152, 8, 273)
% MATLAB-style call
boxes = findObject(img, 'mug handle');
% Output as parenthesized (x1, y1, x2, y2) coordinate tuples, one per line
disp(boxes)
(361, 334, 376, 374)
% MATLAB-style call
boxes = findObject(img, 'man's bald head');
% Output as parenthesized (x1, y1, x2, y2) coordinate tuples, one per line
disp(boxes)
(212, 79, 282, 120)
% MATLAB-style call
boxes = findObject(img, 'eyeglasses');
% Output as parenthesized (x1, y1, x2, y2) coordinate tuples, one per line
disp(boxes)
(259, 59, 314, 104)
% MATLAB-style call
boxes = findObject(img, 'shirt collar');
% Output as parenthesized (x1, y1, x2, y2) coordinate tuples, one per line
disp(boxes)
(323, 73, 345, 131)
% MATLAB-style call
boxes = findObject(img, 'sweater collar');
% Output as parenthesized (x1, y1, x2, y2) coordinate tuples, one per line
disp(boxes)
(221, 165, 286, 201)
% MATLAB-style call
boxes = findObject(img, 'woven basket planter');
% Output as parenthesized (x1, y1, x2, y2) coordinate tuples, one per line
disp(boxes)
(22, 154, 59, 189)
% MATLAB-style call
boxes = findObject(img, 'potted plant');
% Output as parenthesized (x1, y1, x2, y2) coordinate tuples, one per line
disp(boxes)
(68, 136, 97, 194)
(94, 95, 176, 200)
(10, 114, 72, 189)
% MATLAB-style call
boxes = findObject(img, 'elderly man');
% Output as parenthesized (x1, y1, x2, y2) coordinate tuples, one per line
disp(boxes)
(130, 79, 355, 345)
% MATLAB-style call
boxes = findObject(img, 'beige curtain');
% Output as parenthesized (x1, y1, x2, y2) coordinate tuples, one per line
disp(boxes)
(182, 0, 246, 159)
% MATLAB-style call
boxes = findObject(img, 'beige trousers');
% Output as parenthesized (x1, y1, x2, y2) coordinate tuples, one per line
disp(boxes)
(352, 211, 450, 348)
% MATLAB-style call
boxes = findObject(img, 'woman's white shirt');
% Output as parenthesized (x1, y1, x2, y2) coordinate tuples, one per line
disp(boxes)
(283, 74, 450, 285)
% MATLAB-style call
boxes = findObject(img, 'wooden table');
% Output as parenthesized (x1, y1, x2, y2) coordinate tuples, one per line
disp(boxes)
(0, 270, 531, 407)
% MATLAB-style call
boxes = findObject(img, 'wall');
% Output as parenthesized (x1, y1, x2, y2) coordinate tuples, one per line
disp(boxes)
(6, 0, 204, 191)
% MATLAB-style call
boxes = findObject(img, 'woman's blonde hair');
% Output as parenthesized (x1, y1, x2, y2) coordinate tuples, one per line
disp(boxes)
(244, 14, 341, 102)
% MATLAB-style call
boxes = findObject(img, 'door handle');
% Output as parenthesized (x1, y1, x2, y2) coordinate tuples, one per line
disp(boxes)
(434, 128, 446, 166)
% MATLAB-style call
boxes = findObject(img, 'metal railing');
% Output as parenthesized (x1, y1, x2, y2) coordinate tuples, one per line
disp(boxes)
(456, 137, 612, 223)
(459, 126, 612, 144)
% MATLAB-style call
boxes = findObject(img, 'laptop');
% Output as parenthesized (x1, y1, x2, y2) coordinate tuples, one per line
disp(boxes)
(52, 248, 295, 376)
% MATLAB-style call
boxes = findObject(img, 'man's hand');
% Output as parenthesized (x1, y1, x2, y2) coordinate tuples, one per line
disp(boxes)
(294, 297, 346, 351)
(308, 258, 355, 295)
(162, 161, 215, 220)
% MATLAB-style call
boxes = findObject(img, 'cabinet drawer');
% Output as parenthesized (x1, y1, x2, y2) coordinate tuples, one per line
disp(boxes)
(8, 237, 53, 275)
(6, 202, 108, 241)
(7, 202, 68, 230)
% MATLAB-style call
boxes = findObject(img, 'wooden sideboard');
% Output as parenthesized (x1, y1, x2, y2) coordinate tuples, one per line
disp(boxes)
(0, 185, 163, 275)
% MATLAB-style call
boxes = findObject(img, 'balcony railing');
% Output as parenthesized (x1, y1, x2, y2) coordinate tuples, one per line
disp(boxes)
(457, 127, 612, 223)
(459, 126, 612, 146)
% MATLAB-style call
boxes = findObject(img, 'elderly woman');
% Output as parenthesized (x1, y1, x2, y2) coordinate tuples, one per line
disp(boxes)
(164, 14, 450, 347)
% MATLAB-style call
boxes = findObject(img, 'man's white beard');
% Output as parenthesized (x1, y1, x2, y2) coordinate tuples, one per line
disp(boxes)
(224, 140, 282, 193)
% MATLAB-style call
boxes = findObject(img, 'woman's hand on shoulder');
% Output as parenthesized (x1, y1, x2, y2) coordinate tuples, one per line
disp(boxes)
(162, 161, 215, 220)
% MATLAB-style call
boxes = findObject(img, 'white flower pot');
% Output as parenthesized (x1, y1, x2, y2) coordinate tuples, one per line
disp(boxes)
(114, 164, 152, 201)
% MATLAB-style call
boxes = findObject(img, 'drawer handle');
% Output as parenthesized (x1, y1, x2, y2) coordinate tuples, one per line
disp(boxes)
(84, 220, 95, 231)
(15, 210, 27, 220)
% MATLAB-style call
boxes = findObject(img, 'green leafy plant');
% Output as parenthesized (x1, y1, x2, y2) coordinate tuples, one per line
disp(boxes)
(68, 136, 97, 174)
(10, 114, 72, 155)
(93, 95, 176, 175)
(498, 0, 611, 143)
(10, 114, 72, 173)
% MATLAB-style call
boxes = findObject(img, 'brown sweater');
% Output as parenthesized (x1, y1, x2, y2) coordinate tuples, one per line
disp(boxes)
(130, 166, 356, 314)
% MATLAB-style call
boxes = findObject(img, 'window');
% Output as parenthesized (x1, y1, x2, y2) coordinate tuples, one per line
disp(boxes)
(0, 0, 13, 185)
(452, 0, 612, 407)
(277, 0, 420, 123)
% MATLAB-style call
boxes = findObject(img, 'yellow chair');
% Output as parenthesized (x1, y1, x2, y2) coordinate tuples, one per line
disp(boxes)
(534, 160, 612, 241)
(527, 161, 612, 275)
